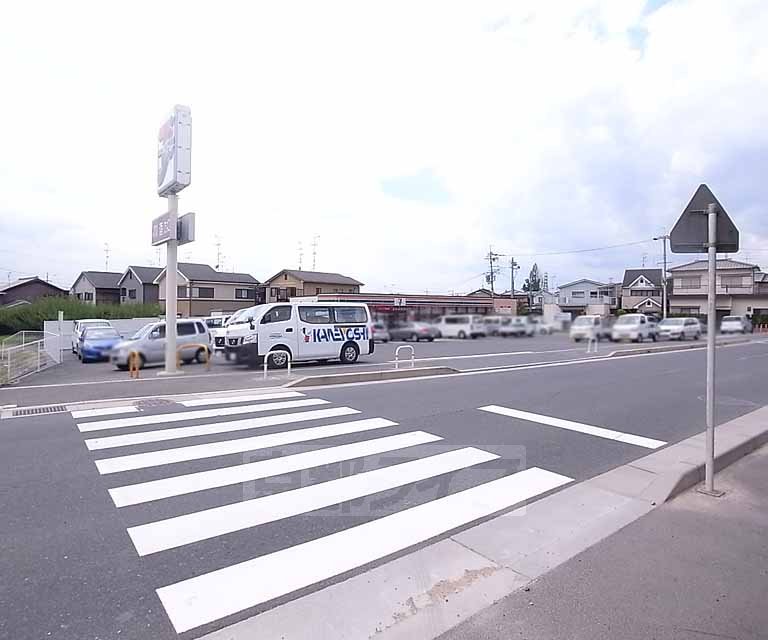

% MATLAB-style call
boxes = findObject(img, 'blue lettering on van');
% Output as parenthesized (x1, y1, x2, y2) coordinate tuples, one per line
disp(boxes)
(307, 326, 368, 342)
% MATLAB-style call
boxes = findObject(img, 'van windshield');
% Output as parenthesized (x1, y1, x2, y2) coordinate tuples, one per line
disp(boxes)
(572, 317, 594, 327)
(615, 316, 640, 325)
(722, 316, 741, 321)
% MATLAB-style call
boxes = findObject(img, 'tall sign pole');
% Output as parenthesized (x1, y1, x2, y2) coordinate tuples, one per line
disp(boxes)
(704, 203, 717, 493)
(670, 184, 738, 497)
(155, 105, 192, 376)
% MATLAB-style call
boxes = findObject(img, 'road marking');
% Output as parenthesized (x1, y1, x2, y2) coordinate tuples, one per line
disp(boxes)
(737, 352, 768, 360)
(109, 430, 441, 507)
(71, 406, 139, 419)
(94, 416, 391, 475)
(128, 446, 498, 555)
(156, 467, 572, 633)
(479, 405, 666, 449)
(78, 398, 329, 432)
(85, 406, 360, 450)
(179, 391, 304, 407)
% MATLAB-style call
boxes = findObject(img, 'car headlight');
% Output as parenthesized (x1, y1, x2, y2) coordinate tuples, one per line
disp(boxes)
(242, 334, 258, 345)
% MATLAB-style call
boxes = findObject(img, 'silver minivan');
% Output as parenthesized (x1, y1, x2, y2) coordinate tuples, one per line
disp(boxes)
(110, 319, 211, 369)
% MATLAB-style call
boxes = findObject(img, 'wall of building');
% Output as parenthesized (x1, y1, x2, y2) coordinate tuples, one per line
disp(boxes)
(621, 293, 662, 310)
(265, 274, 360, 302)
(157, 278, 257, 317)
(70, 277, 97, 304)
(95, 289, 120, 305)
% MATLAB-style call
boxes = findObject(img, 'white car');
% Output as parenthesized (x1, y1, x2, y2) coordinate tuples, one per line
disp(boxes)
(432, 315, 486, 339)
(611, 314, 656, 342)
(204, 314, 232, 352)
(657, 317, 701, 340)
(499, 316, 535, 337)
(529, 316, 555, 335)
(570, 315, 609, 342)
(71, 319, 113, 354)
(720, 315, 752, 334)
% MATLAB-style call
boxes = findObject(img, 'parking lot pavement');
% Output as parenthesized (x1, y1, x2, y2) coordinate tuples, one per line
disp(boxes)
(2, 338, 766, 639)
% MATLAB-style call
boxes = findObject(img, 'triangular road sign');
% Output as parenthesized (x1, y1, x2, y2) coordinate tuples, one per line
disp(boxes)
(670, 184, 739, 253)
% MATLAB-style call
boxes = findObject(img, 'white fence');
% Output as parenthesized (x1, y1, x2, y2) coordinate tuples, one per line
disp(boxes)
(0, 332, 62, 384)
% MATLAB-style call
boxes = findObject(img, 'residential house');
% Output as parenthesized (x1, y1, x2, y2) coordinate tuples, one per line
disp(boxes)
(556, 279, 618, 315)
(0, 277, 68, 307)
(529, 289, 557, 313)
(668, 259, 768, 320)
(262, 269, 363, 303)
(117, 266, 163, 305)
(154, 263, 261, 317)
(621, 268, 664, 314)
(70, 271, 122, 305)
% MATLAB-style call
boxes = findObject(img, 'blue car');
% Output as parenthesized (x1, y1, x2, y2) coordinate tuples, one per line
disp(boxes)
(78, 327, 122, 363)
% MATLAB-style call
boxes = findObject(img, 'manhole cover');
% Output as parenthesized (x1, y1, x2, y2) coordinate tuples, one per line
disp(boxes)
(135, 398, 179, 410)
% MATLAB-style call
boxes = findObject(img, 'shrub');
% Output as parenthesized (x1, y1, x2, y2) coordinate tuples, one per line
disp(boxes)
(0, 297, 163, 334)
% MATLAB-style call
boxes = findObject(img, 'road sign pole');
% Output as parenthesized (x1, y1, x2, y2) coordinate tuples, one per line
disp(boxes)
(164, 194, 179, 375)
(704, 202, 719, 494)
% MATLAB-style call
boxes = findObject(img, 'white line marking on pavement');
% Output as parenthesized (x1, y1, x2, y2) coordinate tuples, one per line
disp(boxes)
(479, 405, 666, 449)
(85, 406, 360, 451)
(128, 447, 498, 555)
(95, 416, 390, 475)
(71, 406, 139, 419)
(156, 467, 572, 633)
(78, 398, 328, 432)
(179, 391, 304, 407)
(381, 348, 582, 365)
(109, 431, 441, 507)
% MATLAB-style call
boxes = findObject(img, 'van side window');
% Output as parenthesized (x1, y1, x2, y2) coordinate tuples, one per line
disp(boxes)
(299, 307, 332, 324)
(152, 325, 166, 339)
(333, 307, 368, 323)
(195, 322, 206, 334)
(178, 322, 196, 336)
(261, 306, 292, 324)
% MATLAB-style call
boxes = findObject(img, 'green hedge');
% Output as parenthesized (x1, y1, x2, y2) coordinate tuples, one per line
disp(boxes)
(0, 297, 163, 334)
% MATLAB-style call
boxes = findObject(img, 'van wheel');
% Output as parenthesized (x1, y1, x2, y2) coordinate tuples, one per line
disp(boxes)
(268, 350, 290, 369)
(458, 331, 467, 339)
(195, 348, 208, 364)
(340, 342, 359, 364)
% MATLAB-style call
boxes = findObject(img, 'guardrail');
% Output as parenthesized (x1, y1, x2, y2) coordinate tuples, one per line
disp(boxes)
(264, 350, 292, 379)
(394, 345, 415, 369)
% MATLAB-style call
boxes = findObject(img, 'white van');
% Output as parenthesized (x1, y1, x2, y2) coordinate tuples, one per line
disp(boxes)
(203, 314, 232, 352)
(226, 302, 374, 367)
(611, 313, 657, 342)
(433, 315, 486, 339)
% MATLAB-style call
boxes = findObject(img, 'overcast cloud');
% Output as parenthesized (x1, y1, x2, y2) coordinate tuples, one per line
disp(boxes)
(1, 0, 766, 293)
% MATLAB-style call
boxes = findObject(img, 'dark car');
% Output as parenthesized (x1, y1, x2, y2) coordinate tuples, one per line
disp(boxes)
(388, 321, 440, 342)
(78, 327, 122, 363)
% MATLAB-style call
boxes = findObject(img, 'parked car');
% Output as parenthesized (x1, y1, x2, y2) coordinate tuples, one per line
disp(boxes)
(499, 316, 535, 337)
(110, 319, 211, 370)
(433, 315, 486, 339)
(71, 319, 113, 354)
(657, 317, 702, 341)
(372, 322, 391, 343)
(204, 314, 232, 352)
(78, 326, 122, 363)
(389, 321, 439, 342)
(570, 315, 610, 342)
(611, 313, 656, 342)
(529, 316, 555, 335)
(720, 315, 752, 334)
(483, 315, 504, 336)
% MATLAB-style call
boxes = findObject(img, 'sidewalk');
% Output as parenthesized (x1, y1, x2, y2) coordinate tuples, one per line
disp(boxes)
(439, 443, 768, 640)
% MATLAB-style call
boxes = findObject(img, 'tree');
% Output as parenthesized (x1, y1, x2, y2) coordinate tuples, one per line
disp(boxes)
(522, 263, 542, 293)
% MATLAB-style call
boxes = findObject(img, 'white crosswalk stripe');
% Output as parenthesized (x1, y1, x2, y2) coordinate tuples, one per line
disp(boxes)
(85, 406, 359, 450)
(73, 390, 579, 635)
(78, 397, 328, 432)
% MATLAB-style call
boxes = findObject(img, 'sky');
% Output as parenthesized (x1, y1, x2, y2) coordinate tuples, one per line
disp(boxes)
(1, 0, 767, 294)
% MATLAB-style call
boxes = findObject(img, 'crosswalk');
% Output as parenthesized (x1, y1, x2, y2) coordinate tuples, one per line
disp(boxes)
(74, 391, 579, 634)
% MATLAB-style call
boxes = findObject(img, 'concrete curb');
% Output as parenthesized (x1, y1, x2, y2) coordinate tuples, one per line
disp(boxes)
(201, 405, 768, 640)
(608, 336, 750, 357)
(285, 366, 459, 387)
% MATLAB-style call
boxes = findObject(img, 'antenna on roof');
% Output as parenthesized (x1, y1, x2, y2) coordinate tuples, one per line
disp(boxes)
(312, 235, 319, 271)
(215, 236, 223, 271)
(298, 241, 304, 270)
(104, 243, 110, 271)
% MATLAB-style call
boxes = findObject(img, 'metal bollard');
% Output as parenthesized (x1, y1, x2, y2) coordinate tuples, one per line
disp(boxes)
(394, 345, 415, 369)
(263, 350, 292, 379)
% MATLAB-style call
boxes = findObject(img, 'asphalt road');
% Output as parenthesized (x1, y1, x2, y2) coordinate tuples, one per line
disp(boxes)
(1, 337, 766, 639)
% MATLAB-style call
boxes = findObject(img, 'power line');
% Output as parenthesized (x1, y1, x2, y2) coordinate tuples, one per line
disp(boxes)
(499, 238, 654, 258)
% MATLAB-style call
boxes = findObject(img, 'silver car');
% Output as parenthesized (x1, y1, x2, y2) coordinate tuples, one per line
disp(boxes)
(111, 319, 211, 369)
(720, 315, 752, 334)
(657, 317, 701, 340)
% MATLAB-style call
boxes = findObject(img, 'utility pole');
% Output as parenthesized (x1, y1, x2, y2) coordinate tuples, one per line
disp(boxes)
(312, 235, 319, 271)
(215, 236, 223, 271)
(298, 241, 303, 270)
(104, 243, 110, 271)
(509, 257, 519, 295)
(486, 247, 500, 296)
(653, 234, 670, 318)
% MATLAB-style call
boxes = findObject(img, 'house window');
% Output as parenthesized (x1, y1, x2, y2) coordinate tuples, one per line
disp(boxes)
(316, 287, 322, 295)
(177, 286, 188, 298)
(571, 291, 585, 299)
(121, 287, 127, 296)
(721, 275, 743, 288)
(678, 276, 701, 289)
(284, 273, 288, 280)
(589, 291, 598, 299)
(128, 289, 137, 299)
(270, 287, 279, 298)
(287, 287, 297, 298)
(127, 271, 133, 280)
(235, 288, 253, 299)
(84, 292, 93, 301)
(194, 287, 214, 298)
